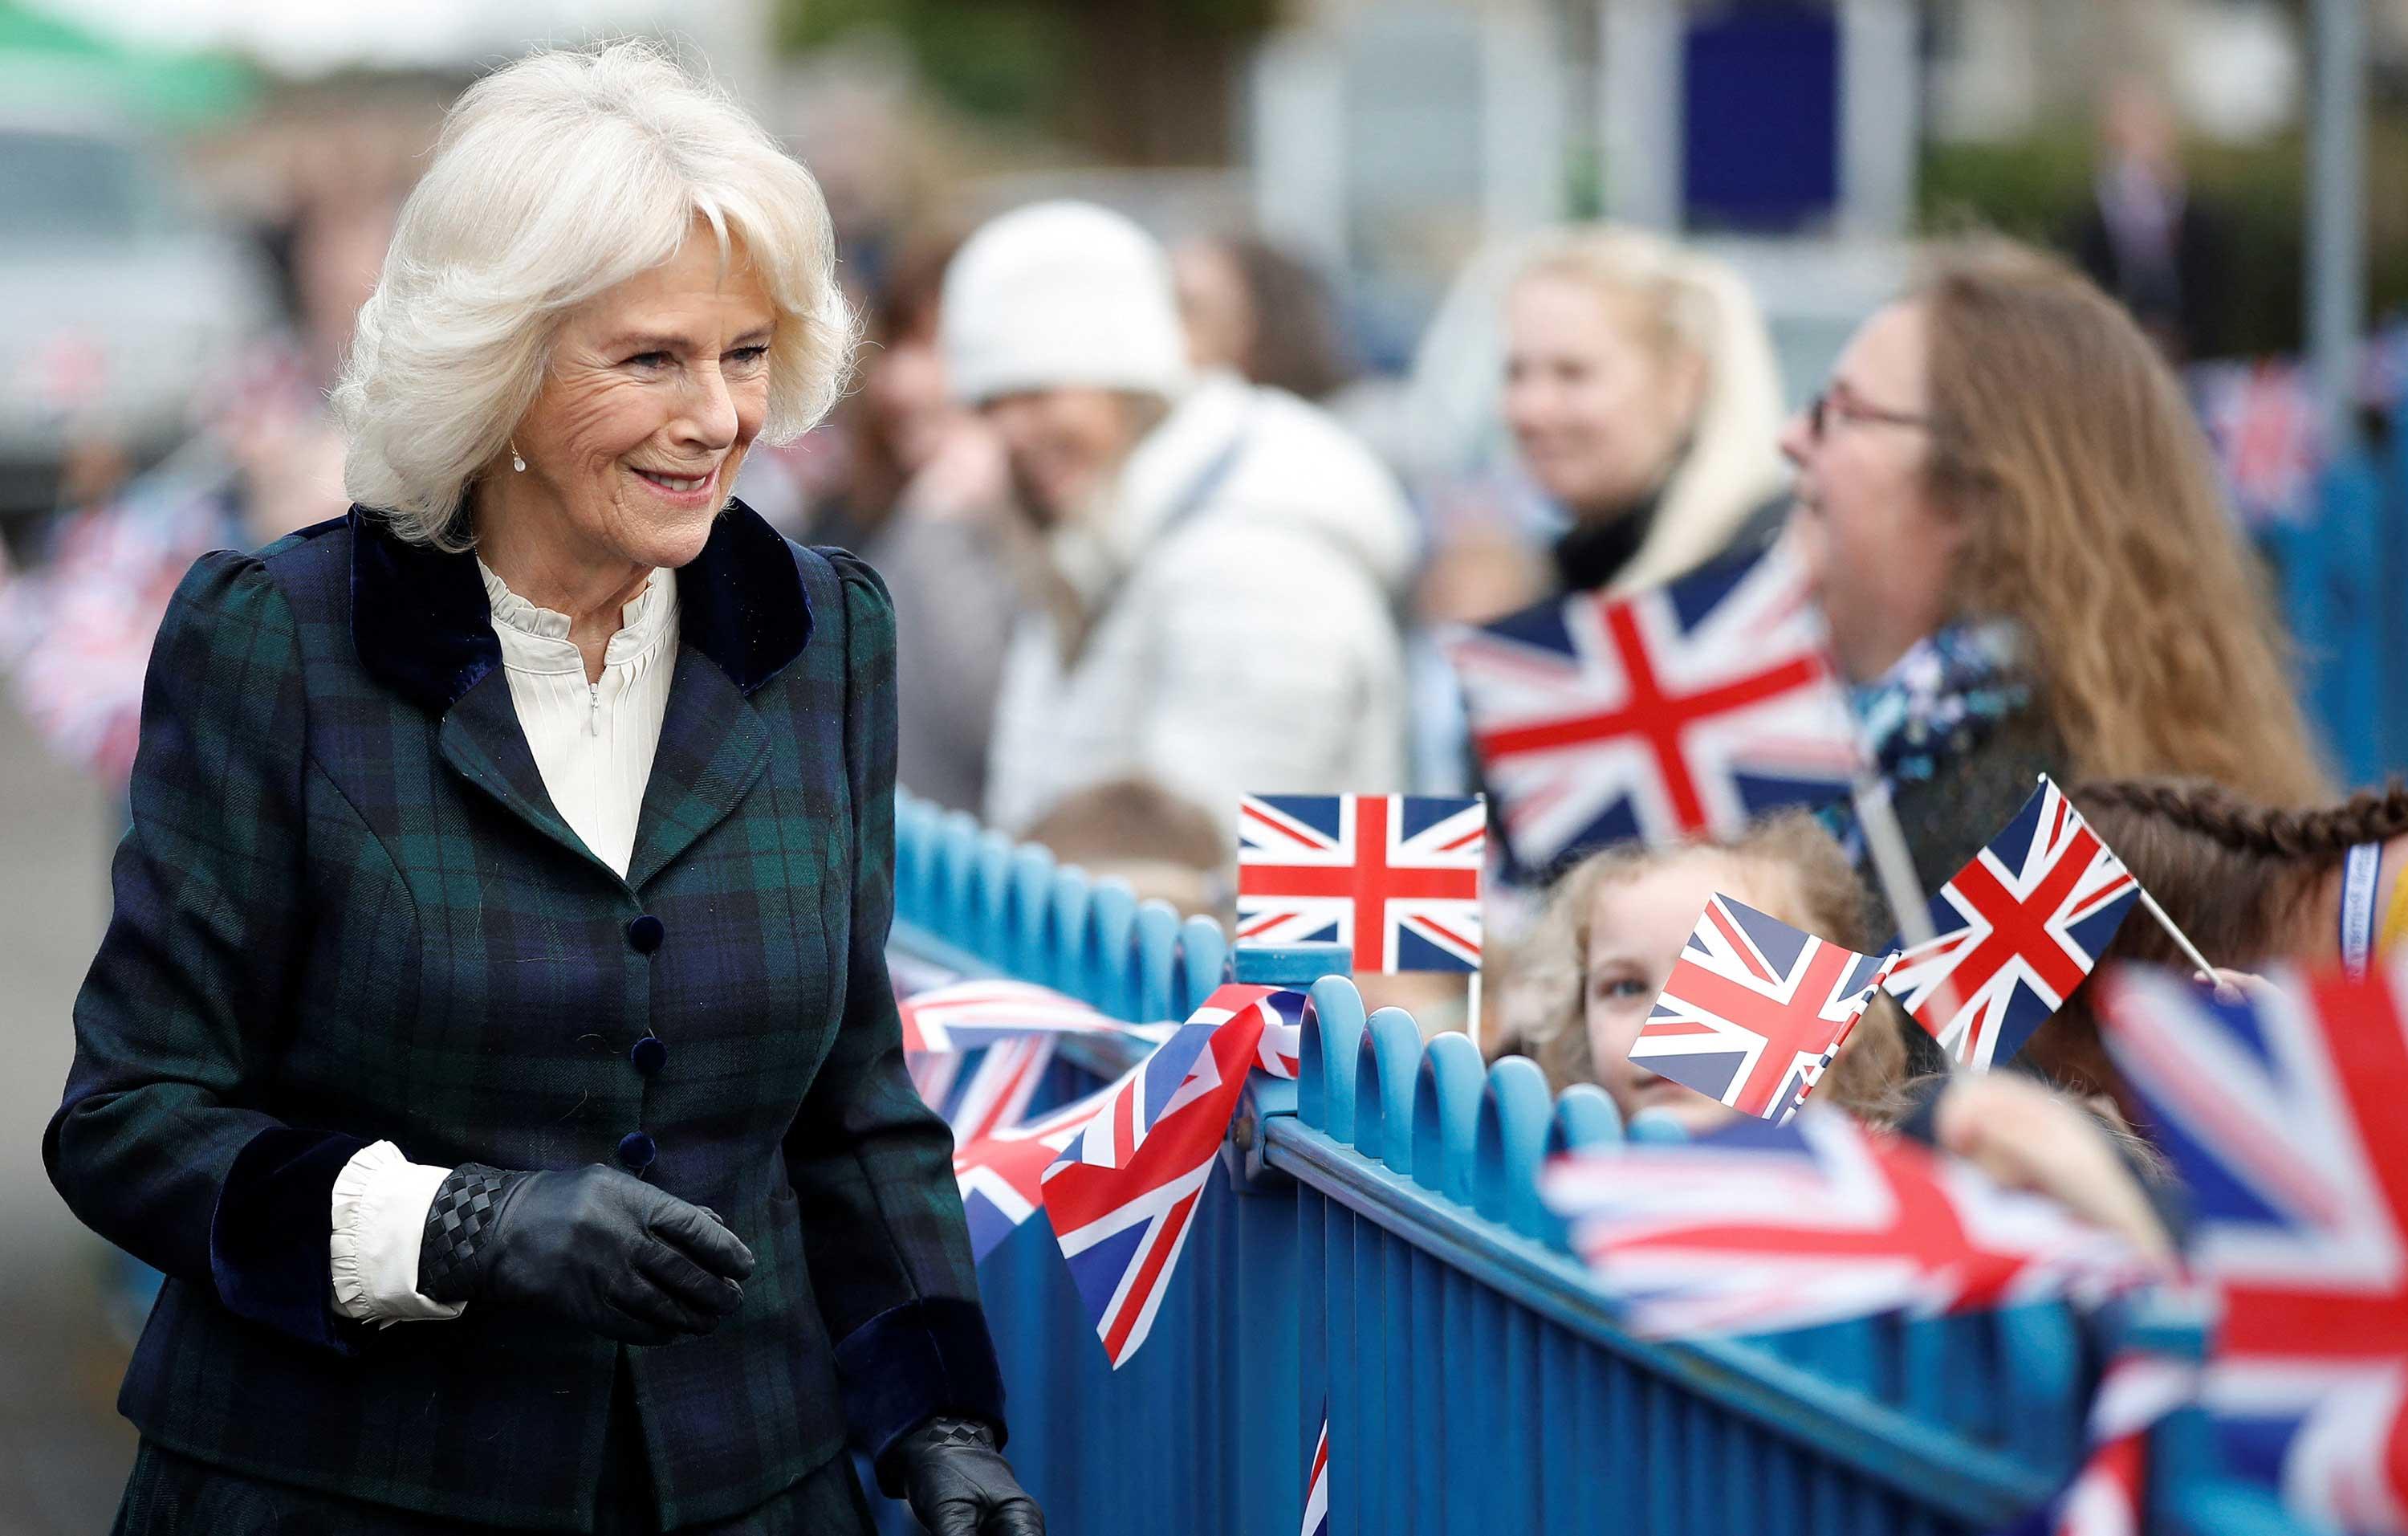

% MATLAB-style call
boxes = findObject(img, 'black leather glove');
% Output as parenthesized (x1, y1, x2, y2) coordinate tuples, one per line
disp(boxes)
(885, 1416, 1044, 1536)
(417, 1163, 753, 1346)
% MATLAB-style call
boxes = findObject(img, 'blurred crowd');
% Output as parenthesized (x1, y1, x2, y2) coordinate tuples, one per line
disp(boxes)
(3, 63, 2402, 1262)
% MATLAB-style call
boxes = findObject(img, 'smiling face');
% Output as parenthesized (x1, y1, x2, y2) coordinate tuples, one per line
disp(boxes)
(1780, 299, 1962, 682)
(493, 221, 777, 582)
(1582, 851, 1811, 1135)
(1503, 271, 1703, 519)
(980, 387, 1152, 528)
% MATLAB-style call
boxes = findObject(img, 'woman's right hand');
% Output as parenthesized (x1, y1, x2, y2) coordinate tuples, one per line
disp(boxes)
(418, 1163, 755, 1345)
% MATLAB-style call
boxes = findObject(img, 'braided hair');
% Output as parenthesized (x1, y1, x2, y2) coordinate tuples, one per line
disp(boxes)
(2027, 777, 2408, 1096)
(2075, 777, 2408, 864)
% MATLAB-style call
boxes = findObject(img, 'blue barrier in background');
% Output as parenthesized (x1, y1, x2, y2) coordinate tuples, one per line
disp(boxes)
(881, 791, 2139, 1534)
(2272, 399, 2408, 782)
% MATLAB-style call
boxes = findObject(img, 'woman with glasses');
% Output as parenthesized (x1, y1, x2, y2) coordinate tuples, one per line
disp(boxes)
(1780, 238, 2326, 930)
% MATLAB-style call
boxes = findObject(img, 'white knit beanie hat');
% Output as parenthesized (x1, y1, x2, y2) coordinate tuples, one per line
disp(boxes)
(940, 201, 1191, 404)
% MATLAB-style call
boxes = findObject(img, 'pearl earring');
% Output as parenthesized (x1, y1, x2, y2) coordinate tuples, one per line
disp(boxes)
(510, 441, 527, 474)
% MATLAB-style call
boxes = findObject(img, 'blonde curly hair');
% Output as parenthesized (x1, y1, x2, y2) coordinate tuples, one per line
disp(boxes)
(1511, 813, 1915, 1123)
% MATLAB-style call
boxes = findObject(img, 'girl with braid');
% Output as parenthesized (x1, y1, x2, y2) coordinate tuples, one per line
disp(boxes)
(2028, 777, 2408, 1099)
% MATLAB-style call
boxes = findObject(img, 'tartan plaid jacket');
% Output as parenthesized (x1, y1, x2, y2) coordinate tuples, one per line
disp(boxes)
(45, 503, 1004, 1531)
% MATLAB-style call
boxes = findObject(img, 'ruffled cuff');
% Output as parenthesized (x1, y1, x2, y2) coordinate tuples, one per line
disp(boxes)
(328, 1140, 468, 1326)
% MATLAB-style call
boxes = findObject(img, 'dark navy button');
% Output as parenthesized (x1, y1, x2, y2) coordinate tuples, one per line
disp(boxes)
(629, 1035, 667, 1077)
(616, 1131, 657, 1171)
(626, 915, 665, 954)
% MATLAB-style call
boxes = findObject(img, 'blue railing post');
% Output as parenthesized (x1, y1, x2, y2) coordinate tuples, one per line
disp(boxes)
(1171, 915, 1230, 1017)
(1041, 865, 1093, 1002)
(1003, 842, 1056, 980)
(1471, 1054, 1554, 1243)
(1226, 943, 1350, 1192)
(1297, 973, 1369, 1141)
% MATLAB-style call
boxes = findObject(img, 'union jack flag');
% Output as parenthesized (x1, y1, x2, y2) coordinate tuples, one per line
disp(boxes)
(898, 979, 1123, 1053)
(953, 1077, 1119, 1262)
(1237, 794, 1483, 974)
(1633, 894, 1899, 1122)
(1998, 1352, 2195, 1536)
(1044, 984, 1303, 1366)
(1539, 1110, 2155, 1338)
(942, 1035, 1059, 1144)
(0, 479, 227, 786)
(1161, 984, 1304, 1082)
(1300, 1398, 1330, 1536)
(899, 979, 1133, 1135)
(905, 1049, 964, 1113)
(2098, 961, 2408, 1533)
(2197, 358, 2322, 529)
(1442, 544, 1861, 875)
(1888, 777, 2140, 1071)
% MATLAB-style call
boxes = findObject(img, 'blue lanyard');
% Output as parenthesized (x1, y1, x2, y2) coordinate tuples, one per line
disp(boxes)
(2342, 841, 2382, 979)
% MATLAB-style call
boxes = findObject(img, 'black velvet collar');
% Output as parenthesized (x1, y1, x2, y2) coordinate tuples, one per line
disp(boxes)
(348, 498, 811, 715)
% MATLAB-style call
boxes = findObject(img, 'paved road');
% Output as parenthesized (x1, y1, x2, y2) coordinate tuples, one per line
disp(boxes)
(0, 697, 138, 1531)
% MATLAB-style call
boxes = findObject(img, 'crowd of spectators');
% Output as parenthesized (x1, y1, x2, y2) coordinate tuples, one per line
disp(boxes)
(9, 67, 2394, 1317)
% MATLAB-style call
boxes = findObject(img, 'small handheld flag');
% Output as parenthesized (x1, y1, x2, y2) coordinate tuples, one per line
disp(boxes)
(1633, 894, 1898, 1122)
(1237, 793, 1483, 974)
(1886, 776, 2138, 1070)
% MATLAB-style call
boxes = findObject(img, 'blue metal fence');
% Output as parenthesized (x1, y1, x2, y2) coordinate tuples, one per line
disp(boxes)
(862, 409, 2408, 1536)
(881, 792, 2139, 1534)
(2272, 402, 2408, 783)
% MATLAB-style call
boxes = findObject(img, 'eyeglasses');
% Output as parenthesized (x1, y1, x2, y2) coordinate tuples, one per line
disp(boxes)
(1807, 389, 1932, 442)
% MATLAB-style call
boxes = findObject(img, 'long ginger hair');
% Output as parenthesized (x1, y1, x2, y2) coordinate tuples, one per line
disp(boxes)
(1918, 241, 2326, 804)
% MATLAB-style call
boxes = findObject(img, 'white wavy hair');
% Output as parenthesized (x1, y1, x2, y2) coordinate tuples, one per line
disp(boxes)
(333, 41, 855, 548)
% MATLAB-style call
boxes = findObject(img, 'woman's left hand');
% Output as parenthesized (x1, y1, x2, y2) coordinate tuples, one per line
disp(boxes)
(886, 1416, 1045, 1535)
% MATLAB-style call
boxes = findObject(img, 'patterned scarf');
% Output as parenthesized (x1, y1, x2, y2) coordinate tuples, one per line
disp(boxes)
(1849, 620, 2032, 792)
(1820, 621, 2030, 862)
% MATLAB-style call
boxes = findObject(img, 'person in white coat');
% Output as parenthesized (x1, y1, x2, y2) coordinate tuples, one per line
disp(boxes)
(942, 201, 1416, 841)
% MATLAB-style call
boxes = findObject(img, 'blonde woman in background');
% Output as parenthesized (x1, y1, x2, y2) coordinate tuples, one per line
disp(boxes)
(1500, 225, 1793, 599)
(1407, 228, 1793, 1021)
(1409, 226, 1792, 839)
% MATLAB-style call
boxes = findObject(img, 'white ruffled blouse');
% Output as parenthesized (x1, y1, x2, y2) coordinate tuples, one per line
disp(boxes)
(327, 561, 680, 1326)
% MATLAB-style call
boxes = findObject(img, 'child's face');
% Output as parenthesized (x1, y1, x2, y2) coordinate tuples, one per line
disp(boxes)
(1582, 854, 1808, 1135)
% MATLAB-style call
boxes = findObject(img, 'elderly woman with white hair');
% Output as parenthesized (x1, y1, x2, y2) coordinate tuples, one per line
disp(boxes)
(47, 44, 1041, 1536)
